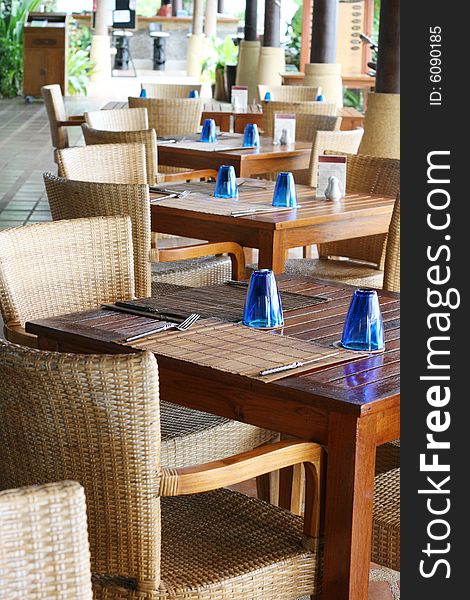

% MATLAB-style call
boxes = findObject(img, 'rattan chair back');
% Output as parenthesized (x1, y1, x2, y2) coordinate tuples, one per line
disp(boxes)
(306, 128, 364, 188)
(257, 85, 319, 103)
(85, 107, 149, 131)
(141, 82, 203, 99)
(82, 125, 157, 185)
(44, 174, 151, 298)
(295, 114, 341, 142)
(383, 195, 400, 292)
(41, 84, 69, 149)
(261, 100, 338, 136)
(56, 143, 148, 184)
(0, 481, 93, 599)
(319, 153, 401, 268)
(0, 340, 161, 593)
(0, 216, 134, 330)
(128, 96, 203, 135)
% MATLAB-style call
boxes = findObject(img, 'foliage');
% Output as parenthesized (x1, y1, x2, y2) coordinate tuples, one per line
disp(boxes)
(0, 0, 42, 97)
(343, 89, 363, 111)
(284, 2, 302, 70)
(67, 21, 94, 96)
(136, 0, 159, 17)
(201, 35, 238, 83)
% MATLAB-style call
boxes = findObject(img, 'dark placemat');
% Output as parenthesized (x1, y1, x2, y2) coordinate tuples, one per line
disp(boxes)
(118, 283, 329, 323)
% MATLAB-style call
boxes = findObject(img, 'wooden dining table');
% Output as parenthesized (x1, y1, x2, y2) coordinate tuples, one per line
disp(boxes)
(25, 275, 400, 600)
(201, 101, 365, 133)
(150, 180, 395, 274)
(156, 135, 312, 178)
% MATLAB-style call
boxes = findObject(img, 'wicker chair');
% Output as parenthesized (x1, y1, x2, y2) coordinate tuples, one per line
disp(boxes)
(0, 481, 93, 599)
(81, 126, 158, 186)
(258, 84, 319, 102)
(383, 194, 400, 293)
(295, 114, 341, 142)
(318, 153, 401, 269)
(372, 468, 400, 572)
(56, 143, 148, 184)
(0, 218, 275, 473)
(85, 107, 149, 131)
(0, 341, 324, 598)
(43, 174, 245, 296)
(141, 82, 203, 98)
(128, 96, 203, 136)
(262, 100, 338, 137)
(41, 84, 85, 149)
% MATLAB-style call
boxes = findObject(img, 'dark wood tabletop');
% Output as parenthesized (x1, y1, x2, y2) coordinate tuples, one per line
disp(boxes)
(150, 180, 395, 273)
(26, 275, 400, 600)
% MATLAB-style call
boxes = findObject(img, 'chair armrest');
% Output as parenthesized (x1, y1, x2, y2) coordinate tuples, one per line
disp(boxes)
(57, 116, 86, 126)
(4, 323, 39, 348)
(159, 169, 218, 183)
(160, 440, 321, 496)
(158, 241, 246, 280)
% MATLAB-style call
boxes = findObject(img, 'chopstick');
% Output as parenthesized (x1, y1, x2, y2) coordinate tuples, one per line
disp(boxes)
(101, 304, 183, 322)
(259, 352, 340, 377)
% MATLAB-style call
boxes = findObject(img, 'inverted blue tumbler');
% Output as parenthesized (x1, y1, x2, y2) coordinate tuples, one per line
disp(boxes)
(243, 123, 260, 148)
(316, 93, 325, 102)
(341, 289, 385, 351)
(272, 172, 298, 208)
(264, 91, 272, 101)
(242, 269, 284, 329)
(214, 165, 238, 199)
(140, 88, 148, 98)
(188, 89, 199, 98)
(200, 118, 217, 143)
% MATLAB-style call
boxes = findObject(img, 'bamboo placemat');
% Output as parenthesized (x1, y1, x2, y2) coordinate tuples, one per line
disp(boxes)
(151, 194, 293, 216)
(125, 283, 328, 322)
(150, 180, 275, 199)
(119, 319, 361, 383)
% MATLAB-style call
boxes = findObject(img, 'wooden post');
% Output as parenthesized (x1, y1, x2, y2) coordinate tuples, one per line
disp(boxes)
(90, 0, 110, 86)
(93, 0, 107, 36)
(192, 0, 204, 36)
(263, 0, 281, 47)
(205, 0, 218, 37)
(245, 0, 258, 42)
(375, 0, 400, 93)
(310, 0, 338, 64)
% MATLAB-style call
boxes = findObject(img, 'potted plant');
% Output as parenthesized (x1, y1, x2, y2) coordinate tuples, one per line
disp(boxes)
(201, 35, 238, 101)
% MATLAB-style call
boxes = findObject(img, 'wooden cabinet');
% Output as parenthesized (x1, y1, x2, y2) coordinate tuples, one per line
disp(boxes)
(23, 13, 68, 97)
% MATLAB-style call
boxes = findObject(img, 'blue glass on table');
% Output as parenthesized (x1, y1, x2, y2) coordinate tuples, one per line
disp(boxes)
(200, 118, 217, 143)
(272, 172, 297, 208)
(140, 88, 148, 98)
(242, 269, 284, 329)
(341, 289, 385, 352)
(264, 91, 272, 101)
(316, 93, 325, 102)
(243, 123, 260, 148)
(188, 89, 199, 98)
(214, 165, 238, 199)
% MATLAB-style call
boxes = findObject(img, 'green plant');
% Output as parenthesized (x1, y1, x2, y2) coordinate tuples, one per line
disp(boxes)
(0, 0, 42, 97)
(201, 35, 238, 83)
(284, 1, 302, 70)
(67, 21, 94, 96)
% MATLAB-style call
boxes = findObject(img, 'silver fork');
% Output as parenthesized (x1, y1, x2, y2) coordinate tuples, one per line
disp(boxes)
(118, 313, 200, 343)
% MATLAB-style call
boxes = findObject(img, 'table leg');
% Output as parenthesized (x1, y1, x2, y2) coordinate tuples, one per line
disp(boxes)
(258, 230, 286, 274)
(321, 412, 377, 600)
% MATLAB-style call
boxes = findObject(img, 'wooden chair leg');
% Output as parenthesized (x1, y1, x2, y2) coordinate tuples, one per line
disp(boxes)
(303, 245, 315, 259)
(256, 474, 271, 502)
(279, 463, 304, 515)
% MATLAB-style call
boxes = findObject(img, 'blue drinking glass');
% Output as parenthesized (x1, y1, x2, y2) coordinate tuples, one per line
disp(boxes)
(214, 165, 238, 199)
(264, 91, 272, 101)
(243, 269, 284, 329)
(272, 172, 297, 208)
(200, 118, 217, 143)
(341, 289, 385, 351)
(316, 93, 325, 102)
(188, 89, 199, 98)
(243, 123, 260, 148)
(140, 88, 148, 98)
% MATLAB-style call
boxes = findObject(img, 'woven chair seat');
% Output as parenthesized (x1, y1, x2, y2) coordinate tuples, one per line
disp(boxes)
(285, 257, 384, 288)
(160, 402, 276, 469)
(151, 255, 232, 292)
(93, 488, 322, 599)
(376, 439, 400, 475)
(372, 468, 400, 572)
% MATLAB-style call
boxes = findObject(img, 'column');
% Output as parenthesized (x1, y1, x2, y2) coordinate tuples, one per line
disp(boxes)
(187, 0, 205, 77)
(236, 0, 261, 101)
(257, 0, 285, 88)
(303, 0, 343, 106)
(205, 0, 218, 38)
(359, 0, 400, 158)
(90, 0, 111, 88)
